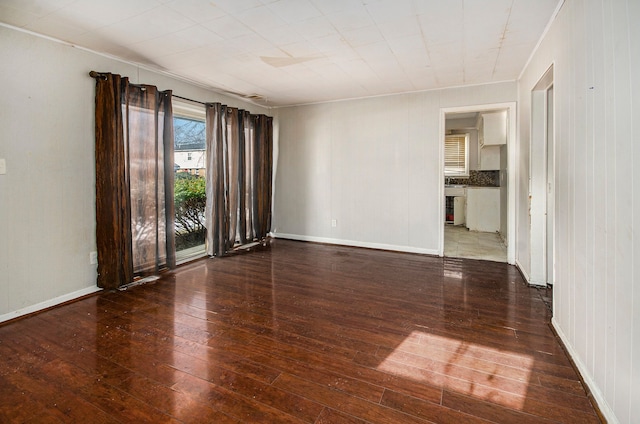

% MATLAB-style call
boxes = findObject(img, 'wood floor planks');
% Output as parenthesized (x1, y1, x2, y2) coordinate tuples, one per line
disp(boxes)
(0, 239, 601, 423)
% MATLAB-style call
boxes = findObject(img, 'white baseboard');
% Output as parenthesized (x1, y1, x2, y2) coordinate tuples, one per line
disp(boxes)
(514, 259, 549, 286)
(551, 317, 618, 424)
(0, 286, 103, 324)
(271, 232, 440, 256)
(515, 259, 531, 283)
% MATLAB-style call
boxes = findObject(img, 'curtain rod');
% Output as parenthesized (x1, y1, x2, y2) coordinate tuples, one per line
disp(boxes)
(89, 71, 149, 90)
(172, 94, 207, 106)
(89, 70, 107, 80)
(90, 71, 179, 96)
(90, 72, 246, 110)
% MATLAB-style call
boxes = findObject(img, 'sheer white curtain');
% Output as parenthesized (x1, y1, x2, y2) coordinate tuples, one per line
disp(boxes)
(93, 72, 175, 289)
(204, 103, 273, 257)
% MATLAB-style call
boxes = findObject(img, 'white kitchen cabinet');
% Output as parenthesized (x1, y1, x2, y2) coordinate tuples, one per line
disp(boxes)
(466, 187, 500, 232)
(479, 145, 500, 170)
(478, 111, 507, 146)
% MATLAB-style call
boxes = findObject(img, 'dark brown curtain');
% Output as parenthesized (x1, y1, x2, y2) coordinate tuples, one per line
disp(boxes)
(253, 114, 273, 239)
(94, 73, 132, 289)
(94, 72, 175, 289)
(205, 103, 273, 257)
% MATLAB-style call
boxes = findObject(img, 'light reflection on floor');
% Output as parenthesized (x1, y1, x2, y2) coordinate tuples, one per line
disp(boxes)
(377, 331, 533, 410)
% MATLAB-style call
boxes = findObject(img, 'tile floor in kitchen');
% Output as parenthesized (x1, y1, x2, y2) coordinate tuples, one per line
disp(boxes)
(444, 224, 507, 262)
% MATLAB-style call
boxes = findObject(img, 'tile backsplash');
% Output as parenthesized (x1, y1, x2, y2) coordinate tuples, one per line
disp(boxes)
(447, 170, 500, 187)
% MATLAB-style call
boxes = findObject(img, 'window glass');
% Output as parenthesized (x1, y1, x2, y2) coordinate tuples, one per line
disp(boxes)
(173, 101, 207, 262)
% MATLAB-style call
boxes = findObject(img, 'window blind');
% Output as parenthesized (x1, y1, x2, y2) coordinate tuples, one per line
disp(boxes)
(444, 134, 468, 175)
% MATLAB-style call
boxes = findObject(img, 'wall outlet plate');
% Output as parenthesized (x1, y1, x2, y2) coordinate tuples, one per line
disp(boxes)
(0, 158, 6, 175)
(89, 251, 98, 265)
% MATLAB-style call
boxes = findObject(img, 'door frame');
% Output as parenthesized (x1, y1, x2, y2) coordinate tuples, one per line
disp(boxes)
(545, 85, 555, 286)
(439, 102, 517, 265)
(529, 65, 555, 286)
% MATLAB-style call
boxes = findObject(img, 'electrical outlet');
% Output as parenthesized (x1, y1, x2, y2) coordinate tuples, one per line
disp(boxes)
(331, 219, 337, 227)
(0, 159, 6, 175)
(89, 251, 98, 265)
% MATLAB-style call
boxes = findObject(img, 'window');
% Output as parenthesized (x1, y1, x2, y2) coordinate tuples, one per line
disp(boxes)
(173, 99, 207, 263)
(444, 134, 469, 176)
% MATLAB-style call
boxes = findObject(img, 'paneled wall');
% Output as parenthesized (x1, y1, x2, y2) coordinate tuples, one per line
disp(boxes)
(0, 26, 267, 321)
(273, 82, 516, 254)
(518, 0, 639, 422)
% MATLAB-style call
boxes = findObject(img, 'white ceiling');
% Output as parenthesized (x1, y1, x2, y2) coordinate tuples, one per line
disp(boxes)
(0, 0, 561, 107)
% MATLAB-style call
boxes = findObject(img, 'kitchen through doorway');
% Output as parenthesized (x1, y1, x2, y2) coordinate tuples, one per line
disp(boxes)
(441, 104, 516, 263)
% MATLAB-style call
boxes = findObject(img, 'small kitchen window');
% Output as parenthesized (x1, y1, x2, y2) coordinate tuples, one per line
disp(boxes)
(444, 134, 469, 176)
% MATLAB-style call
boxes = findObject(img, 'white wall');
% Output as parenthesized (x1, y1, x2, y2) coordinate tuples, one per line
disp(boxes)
(517, 0, 639, 422)
(273, 82, 516, 254)
(0, 25, 268, 321)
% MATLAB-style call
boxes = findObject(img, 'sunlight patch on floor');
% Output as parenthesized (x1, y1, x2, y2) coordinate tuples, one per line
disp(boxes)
(377, 331, 534, 410)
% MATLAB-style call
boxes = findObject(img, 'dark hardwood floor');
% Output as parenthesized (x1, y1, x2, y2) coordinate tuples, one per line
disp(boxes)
(0, 239, 601, 423)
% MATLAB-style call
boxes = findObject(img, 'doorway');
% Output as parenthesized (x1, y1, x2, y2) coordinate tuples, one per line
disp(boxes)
(439, 103, 517, 264)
